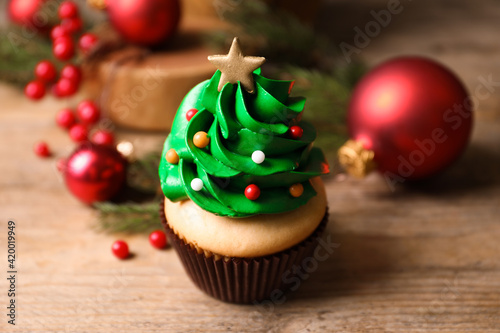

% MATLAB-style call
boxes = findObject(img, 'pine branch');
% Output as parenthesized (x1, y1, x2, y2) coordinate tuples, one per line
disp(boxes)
(0, 27, 55, 87)
(126, 151, 162, 194)
(94, 201, 162, 234)
(205, 0, 334, 69)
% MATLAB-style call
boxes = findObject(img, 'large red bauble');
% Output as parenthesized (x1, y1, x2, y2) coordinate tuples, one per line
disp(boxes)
(348, 57, 473, 180)
(63, 143, 127, 204)
(8, 0, 50, 31)
(105, 0, 180, 46)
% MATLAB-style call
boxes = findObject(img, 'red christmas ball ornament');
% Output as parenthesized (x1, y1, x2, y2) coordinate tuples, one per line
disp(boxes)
(149, 230, 167, 249)
(111, 240, 129, 259)
(61, 64, 82, 84)
(244, 184, 260, 200)
(58, 1, 79, 19)
(34, 60, 57, 82)
(53, 36, 75, 61)
(340, 57, 473, 183)
(8, 0, 50, 31)
(77, 100, 100, 125)
(106, 0, 181, 46)
(91, 130, 115, 146)
(69, 123, 88, 142)
(33, 141, 51, 158)
(56, 108, 76, 129)
(25, 80, 45, 100)
(79, 33, 99, 54)
(63, 143, 127, 204)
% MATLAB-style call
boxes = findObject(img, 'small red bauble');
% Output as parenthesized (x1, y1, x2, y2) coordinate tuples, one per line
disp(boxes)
(58, 1, 79, 19)
(56, 108, 76, 129)
(51, 25, 69, 40)
(111, 240, 129, 259)
(186, 108, 198, 121)
(91, 130, 115, 146)
(289, 126, 304, 139)
(347, 57, 473, 181)
(54, 77, 78, 97)
(77, 100, 100, 125)
(33, 141, 51, 157)
(106, 0, 180, 46)
(24, 80, 45, 100)
(53, 36, 75, 61)
(8, 0, 50, 31)
(34, 60, 57, 82)
(244, 184, 260, 200)
(79, 33, 98, 54)
(149, 230, 167, 249)
(69, 124, 88, 142)
(61, 64, 82, 84)
(63, 143, 127, 204)
(61, 17, 82, 34)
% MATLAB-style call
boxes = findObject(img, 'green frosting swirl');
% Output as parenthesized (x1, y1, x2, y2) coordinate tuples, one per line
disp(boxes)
(159, 69, 329, 217)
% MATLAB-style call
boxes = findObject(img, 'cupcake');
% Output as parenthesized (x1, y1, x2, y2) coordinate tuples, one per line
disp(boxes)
(158, 38, 330, 304)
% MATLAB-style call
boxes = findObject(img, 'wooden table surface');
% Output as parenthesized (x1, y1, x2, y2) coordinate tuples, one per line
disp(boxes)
(2, 0, 500, 332)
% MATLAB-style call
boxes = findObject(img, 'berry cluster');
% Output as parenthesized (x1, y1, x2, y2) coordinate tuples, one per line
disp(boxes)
(28, 1, 109, 158)
(55, 100, 115, 144)
(24, 1, 98, 101)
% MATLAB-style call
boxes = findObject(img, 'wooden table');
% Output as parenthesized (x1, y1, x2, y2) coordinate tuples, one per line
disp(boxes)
(1, 0, 500, 331)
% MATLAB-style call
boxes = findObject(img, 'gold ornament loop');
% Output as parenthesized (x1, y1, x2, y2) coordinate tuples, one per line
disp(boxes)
(338, 140, 376, 178)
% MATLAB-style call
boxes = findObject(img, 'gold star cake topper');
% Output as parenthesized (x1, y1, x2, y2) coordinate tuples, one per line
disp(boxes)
(208, 37, 266, 93)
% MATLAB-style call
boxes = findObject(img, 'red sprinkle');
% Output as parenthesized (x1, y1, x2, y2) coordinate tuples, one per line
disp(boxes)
(244, 184, 261, 201)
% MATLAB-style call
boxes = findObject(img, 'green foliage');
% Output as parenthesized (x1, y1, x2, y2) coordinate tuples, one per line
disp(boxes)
(206, 0, 333, 68)
(126, 151, 162, 194)
(94, 202, 161, 234)
(0, 27, 55, 87)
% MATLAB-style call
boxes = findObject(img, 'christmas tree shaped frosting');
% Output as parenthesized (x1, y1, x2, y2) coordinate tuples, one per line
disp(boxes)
(159, 38, 329, 217)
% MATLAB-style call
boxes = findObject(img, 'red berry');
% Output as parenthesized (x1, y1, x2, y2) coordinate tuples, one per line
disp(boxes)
(58, 1, 79, 19)
(33, 141, 51, 158)
(77, 100, 100, 125)
(289, 126, 304, 139)
(53, 36, 75, 61)
(24, 81, 45, 100)
(34, 60, 57, 82)
(61, 17, 82, 34)
(91, 130, 114, 146)
(51, 25, 69, 40)
(69, 124, 88, 142)
(244, 184, 261, 200)
(79, 33, 98, 54)
(111, 240, 129, 260)
(54, 77, 78, 97)
(61, 64, 82, 84)
(149, 230, 167, 249)
(56, 108, 76, 129)
(186, 108, 198, 121)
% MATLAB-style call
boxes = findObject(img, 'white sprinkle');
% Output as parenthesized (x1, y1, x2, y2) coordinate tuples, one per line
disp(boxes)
(191, 178, 203, 191)
(251, 150, 265, 164)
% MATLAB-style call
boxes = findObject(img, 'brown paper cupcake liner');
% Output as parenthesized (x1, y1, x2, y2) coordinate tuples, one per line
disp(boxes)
(159, 200, 329, 304)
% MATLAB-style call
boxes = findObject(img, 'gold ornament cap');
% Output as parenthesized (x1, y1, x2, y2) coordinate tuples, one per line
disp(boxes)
(338, 139, 377, 178)
(208, 37, 266, 93)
